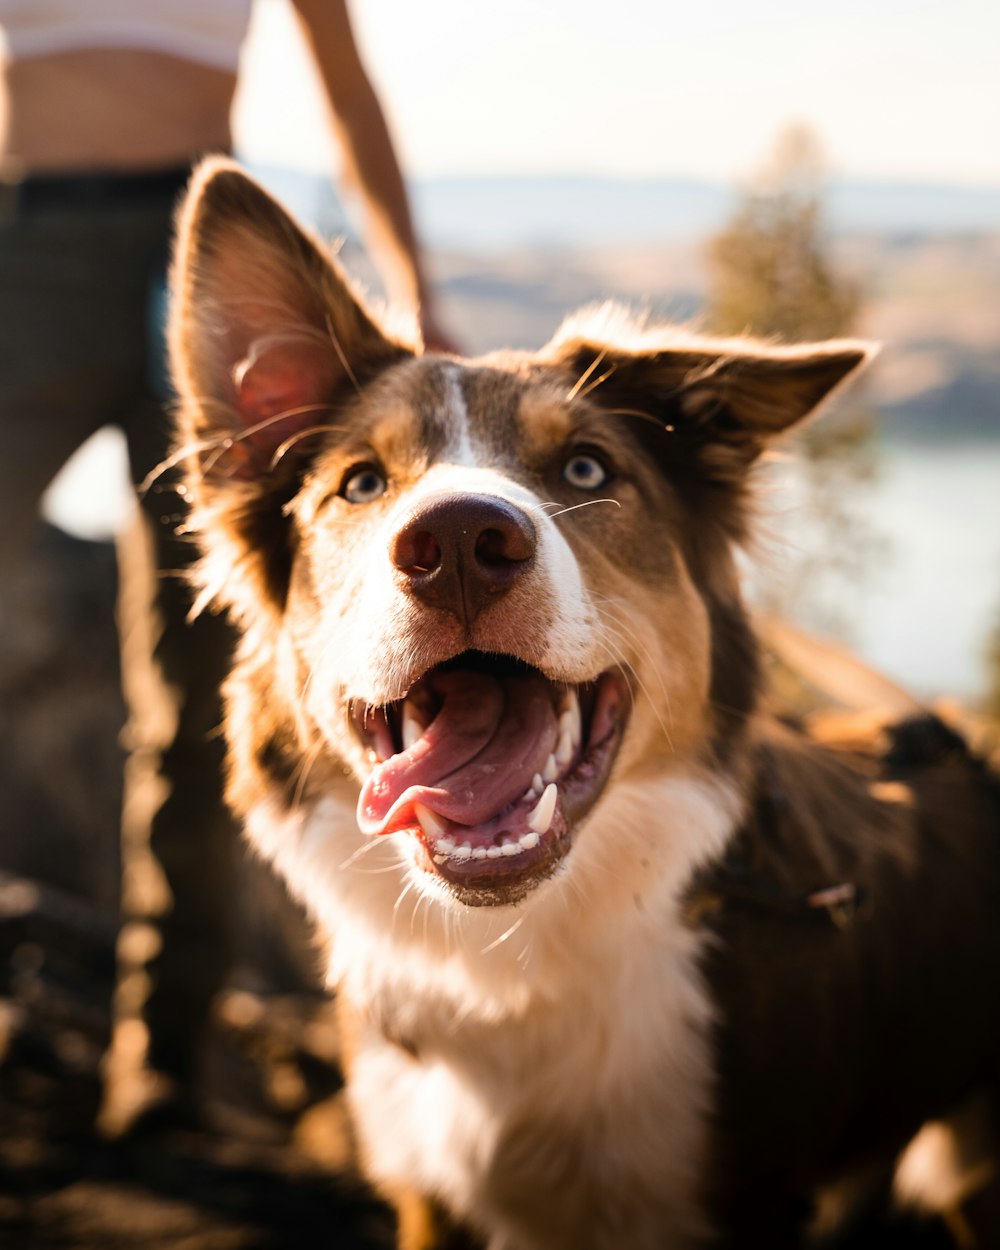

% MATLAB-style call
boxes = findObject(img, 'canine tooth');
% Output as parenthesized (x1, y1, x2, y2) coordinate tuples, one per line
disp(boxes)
(555, 727, 574, 767)
(453, 843, 473, 861)
(414, 803, 447, 839)
(500, 840, 521, 857)
(531, 773, 544, 797)
(486, 846, 503, 859)
(473, 847, 489, 860)
(560, 691, 582, 749)
(542, 754, 559, 784)
(401, 701, 426, 751)
(519, 832, 540, 850)
(528, 783, 558, 835)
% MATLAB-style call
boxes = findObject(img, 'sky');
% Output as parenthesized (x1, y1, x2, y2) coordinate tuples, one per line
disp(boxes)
(234, 0, 1000, 186)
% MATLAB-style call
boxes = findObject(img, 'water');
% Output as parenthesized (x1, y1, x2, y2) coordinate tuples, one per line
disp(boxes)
(845, 443, 1000, 699)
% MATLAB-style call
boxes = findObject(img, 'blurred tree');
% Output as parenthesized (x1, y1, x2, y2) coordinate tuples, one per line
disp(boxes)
(705, 123, 881, 636)
(985, 598, 1000, 726)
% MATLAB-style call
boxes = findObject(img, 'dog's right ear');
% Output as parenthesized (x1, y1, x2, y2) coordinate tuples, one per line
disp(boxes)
(167, 160, 413, 623)
(169, 158, 412, 483)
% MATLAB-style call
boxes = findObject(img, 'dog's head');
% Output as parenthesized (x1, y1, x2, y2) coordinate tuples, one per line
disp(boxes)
(169, 160, 869, 918)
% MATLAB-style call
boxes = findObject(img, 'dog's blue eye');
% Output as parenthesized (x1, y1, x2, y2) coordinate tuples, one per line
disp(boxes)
(342, 467, 387, 504)
(562, 453, 608, 491)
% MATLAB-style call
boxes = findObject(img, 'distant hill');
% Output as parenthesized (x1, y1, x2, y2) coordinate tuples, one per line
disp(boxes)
(243, 162, 1000, 250)
(242, 163, 1000, 445)
(412, 176, 1000, 251)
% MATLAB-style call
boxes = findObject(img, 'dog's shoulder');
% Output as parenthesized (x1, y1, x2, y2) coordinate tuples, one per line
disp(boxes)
(691, 712, 1000, 1228)
(694, 711, 998, 907)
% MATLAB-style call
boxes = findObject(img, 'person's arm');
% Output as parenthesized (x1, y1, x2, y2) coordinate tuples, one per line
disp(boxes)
(289, 0, 457, 351)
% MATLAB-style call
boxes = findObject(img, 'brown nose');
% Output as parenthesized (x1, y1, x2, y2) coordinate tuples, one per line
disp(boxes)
(390, 494, 537, 627)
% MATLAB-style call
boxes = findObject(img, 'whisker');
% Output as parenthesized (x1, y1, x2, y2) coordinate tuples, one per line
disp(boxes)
(137, 436, 221, 496)
(544, 498, 622, 520)
(290, 737, 327, 812)
(566, 349, 608, 402)
(574, 364, 618, 402)
(326, 313, 361, 394)
(409, 890, 425, 939)
(604, 406, 672, 431)
(590, 598, 674, 712)
(596, 610, 675, 734)
(338, 837, 390, 872)
(269, 423, 348, 469)
(590, 627, 675, 753)
(480, 915, 526, 956)
(392, 880, 416, 926)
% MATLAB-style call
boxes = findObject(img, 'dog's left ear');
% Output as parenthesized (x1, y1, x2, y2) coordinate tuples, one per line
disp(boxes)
(545, 318, 874, 480)
(169, 157, 411, 481)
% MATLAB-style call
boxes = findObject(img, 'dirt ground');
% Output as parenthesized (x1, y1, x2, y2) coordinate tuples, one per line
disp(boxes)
(0, 869, 396, 1250)
(0, 867, 977, 1250)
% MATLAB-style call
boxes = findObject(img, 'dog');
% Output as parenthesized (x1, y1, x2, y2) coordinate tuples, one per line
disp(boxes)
(167, 159, 1000, 1249)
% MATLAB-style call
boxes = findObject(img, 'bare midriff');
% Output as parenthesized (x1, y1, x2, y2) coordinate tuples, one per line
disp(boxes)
(1, 47, 237, 175)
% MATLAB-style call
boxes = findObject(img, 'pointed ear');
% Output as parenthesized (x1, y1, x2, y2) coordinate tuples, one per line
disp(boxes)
(544, 312, 874, 479)
(169, 158, 411, 479)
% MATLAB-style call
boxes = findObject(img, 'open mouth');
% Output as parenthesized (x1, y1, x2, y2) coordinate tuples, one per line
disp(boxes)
(353, 652, 630, 906)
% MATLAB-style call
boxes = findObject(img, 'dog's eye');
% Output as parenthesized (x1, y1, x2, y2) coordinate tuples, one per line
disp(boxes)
(562, 453, 608, 491)
(342, 466, 387, 504)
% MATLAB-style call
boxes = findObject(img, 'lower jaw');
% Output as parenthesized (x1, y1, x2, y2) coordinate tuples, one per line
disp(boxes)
(407, 732, 625, 908)
(427, 867, 563, 909)
(415, 819, 570, 908)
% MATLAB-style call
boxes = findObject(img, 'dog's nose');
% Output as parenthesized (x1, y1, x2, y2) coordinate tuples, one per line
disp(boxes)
(390, 494, 537, 626)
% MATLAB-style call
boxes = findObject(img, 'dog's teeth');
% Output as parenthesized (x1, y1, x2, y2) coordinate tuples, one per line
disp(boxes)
(436, 836, 456, 855)
(473, 847, 489, 860)
(453, 843, 473, 861)
(519, 832, 540, 850)
(486, 845, 503, 859)
(542, 754, 559, 784)
(555, 728, 574, 767)
(531, 773, 544, 797)
(414, 803, 447, 840)
(500, 840, 521, 857)
(433, 855, 447, 865)
(401, 701, 426, 751)
(559, 690, 582, 750)
(528, 783, 558, 835)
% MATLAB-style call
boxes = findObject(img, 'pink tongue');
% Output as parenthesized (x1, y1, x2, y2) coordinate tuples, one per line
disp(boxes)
(358, 669, 558, 835)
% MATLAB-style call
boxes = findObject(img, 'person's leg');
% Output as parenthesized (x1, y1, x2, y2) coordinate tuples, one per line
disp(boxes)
(0, 204, 135, 561)
(0, 202, 139, 896)
(101, 201, 240, 1133)
(105, 487, 238, 1122)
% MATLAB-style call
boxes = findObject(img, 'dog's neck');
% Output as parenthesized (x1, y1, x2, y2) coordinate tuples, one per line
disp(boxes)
(246, 757, 745, 1024)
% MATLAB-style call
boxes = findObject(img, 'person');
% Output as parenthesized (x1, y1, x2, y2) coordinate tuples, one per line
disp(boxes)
(0, 0, 455, 1134)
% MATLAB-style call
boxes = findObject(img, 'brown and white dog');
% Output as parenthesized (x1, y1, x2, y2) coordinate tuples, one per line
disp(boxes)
(168, 160, 1000, 1249)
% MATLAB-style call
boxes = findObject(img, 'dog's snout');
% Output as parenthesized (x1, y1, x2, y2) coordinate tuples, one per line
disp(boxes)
(391, 494, 537, 626)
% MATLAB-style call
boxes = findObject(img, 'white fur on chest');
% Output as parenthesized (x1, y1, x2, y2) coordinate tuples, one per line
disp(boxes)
(348, 924, 716, 1250)
(247, 772, 739, 1249)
